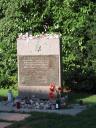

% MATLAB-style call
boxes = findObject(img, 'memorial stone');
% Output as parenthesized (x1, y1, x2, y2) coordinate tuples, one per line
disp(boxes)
(17, 34, 61, 98)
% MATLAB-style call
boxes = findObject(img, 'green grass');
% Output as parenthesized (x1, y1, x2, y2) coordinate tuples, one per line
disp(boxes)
(0, 88, 18, 97)
(8, 107, 96, 128)
(68, 92, 96, 105)
(0, 88, 96, 128)
(5, 92, 96, 128)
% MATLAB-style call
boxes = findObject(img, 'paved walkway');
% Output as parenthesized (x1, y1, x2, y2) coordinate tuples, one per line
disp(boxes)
(0, 102, 87, 128)
(28, 106, 86, 116)
(0, 122, 12, 128)
(0, 107, 87, 116)
(0, 112, 30, 128)
(0, 102, 87, 116)
(0, 113, 30, 121)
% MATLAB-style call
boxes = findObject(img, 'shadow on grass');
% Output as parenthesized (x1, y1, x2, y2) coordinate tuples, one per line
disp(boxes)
(6, 108, 96, 128)
(68, 92, 96, 105)
(4, 92, 96, 128)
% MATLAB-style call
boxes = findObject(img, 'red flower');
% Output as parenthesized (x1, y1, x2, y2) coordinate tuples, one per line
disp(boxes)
(49, 92, 55, 99)
(49, 82, 55, 92)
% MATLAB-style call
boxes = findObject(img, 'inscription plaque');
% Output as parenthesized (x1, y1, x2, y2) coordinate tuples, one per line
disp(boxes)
(19, 55, 59, 86)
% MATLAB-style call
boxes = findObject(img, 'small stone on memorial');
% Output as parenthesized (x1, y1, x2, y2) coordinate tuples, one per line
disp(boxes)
(30, 99, 34, 104)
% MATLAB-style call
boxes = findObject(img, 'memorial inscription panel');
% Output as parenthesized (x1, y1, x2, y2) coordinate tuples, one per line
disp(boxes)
(19, 55, 59, 86)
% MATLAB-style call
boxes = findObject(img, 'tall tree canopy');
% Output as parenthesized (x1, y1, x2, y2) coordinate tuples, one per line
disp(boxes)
(0, 0, 96, 91)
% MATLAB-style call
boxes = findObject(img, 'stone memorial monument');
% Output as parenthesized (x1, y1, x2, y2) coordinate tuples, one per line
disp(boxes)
(17, 33, 61, 98)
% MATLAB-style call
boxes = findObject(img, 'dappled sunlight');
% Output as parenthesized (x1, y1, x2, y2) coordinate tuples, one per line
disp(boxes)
(0, 88, 18, 97)
(69, 92, 96, 106)
(83, 95, 96, 105)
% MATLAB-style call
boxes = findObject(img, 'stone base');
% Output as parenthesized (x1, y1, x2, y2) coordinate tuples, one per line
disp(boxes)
(19, 85, 57, 99)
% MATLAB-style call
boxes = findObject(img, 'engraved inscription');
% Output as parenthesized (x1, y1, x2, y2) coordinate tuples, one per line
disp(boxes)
(19, 55, 59, 86)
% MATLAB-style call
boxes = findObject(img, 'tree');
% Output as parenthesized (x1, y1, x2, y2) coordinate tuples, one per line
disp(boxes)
(0, 0, 96, 91)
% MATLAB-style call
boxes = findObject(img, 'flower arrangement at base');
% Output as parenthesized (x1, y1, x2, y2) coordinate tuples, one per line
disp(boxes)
(48, 82, 63, 109)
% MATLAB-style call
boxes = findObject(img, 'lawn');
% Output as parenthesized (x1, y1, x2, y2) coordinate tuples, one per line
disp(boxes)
(0, 88, 18, 97)
(7, 106, 96, 128)
(68, 92, 96, 105)
(4, 92, 96, 128)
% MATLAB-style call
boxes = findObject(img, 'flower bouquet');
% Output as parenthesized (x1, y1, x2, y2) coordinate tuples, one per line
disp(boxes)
(48, 82, 63, 109)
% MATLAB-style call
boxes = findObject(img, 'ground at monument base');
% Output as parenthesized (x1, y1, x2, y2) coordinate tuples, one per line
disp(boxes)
(0, 101, 87, 116)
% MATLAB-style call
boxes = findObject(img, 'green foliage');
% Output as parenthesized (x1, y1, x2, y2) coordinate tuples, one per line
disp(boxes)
(0, 0, 96, 91)
(61, 0, 96, 91)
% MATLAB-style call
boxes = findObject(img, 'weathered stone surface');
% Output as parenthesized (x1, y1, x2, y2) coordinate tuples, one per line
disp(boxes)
(19, 55, 59, 86)
(17, 34, 61, 98)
